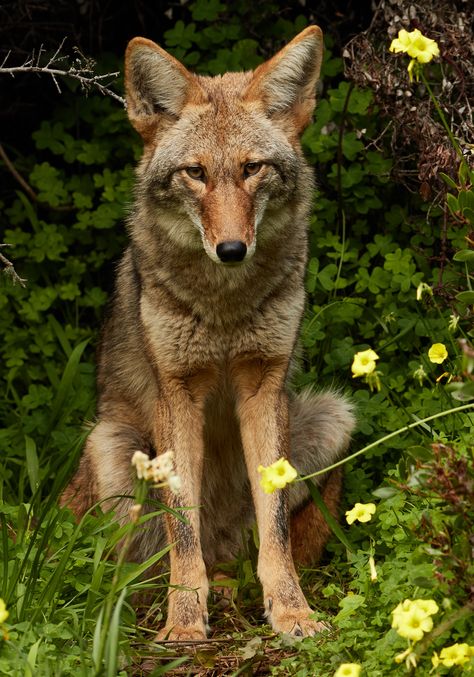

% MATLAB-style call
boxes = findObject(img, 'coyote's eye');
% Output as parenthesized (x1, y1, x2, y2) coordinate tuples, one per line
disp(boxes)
(185, 166, 205, 181)
(243, 162, 262, 178)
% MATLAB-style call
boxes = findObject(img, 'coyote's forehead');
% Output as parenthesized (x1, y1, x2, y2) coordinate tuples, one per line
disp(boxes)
(150, 80, 298, 181)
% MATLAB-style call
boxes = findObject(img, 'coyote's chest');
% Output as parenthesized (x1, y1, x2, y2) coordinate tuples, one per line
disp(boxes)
(139, 275, 305, 373)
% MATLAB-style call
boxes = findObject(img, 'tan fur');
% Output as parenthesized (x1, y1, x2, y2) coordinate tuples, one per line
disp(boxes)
(61, 26, 356, 641)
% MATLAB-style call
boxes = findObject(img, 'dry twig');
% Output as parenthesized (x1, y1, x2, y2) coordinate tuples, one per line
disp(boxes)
(0, 38, 125, 106)
(0, 244, 26, 287)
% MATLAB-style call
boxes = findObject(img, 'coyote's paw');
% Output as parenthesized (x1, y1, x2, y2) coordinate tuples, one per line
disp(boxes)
(266, 598, 329, 637)
(155, 623, 207, 642)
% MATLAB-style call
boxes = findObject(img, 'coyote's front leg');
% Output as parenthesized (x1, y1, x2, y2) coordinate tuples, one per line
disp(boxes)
(233, 357, 326, 637)
(155, 371, 215, 641)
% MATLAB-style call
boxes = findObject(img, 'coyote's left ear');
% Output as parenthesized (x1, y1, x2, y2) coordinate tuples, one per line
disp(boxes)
(245, 26, 323, 133)
(124, 37, 206, 143)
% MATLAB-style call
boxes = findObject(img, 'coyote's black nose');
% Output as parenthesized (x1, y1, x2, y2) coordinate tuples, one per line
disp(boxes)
(216, 240, 247, 263)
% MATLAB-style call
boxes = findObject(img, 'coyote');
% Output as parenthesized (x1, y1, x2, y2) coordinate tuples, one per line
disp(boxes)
(62, 25, 355, 640)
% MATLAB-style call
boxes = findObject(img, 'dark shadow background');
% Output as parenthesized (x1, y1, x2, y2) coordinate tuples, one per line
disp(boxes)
(0, 0, 374, 148)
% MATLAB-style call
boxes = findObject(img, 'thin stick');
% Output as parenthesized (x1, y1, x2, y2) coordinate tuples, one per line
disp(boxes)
(0, 143, 38, 202)
(0, 143, 75, 211)
(0, 245, 27, 287)
(1, 65, 125, 105)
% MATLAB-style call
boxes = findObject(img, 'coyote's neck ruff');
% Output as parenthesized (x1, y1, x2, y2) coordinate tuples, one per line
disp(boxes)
(62, 26, 355, 642)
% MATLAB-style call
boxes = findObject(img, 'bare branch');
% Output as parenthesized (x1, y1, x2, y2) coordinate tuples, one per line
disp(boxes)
(0, 143, 37, 202)
(0, 50, 11, 69)
(0, 245, 27, 287)
(0, 39, 125, 107)
(0, 143, 75, 212)
(46, 37, 67, 69)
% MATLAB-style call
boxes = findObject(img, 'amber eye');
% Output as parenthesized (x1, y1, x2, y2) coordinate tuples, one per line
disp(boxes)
(243, 162, 262, 178)
(185, 166, 205, 181)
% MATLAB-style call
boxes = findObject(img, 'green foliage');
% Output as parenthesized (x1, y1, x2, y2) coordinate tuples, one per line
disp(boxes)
(0, 0, 473, 673)
(0, 95, 138, 506)
(0, 492, 170, 676)
(271, 442, 474, 676)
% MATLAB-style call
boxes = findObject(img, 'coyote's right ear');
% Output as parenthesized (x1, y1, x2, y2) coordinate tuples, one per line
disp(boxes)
(245, 26, 323, 134)
(125, 38, 205, 142)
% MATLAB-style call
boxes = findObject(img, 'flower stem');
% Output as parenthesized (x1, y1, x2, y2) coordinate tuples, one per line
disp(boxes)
(419, 71, 464, 162)
(299, 403, 474, 481)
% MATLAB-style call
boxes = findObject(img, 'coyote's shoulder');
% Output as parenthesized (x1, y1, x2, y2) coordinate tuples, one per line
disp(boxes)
(63, 26, 355, 643)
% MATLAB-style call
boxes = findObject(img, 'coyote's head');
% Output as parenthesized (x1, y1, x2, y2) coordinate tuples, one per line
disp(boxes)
(125, 27, 323, 264)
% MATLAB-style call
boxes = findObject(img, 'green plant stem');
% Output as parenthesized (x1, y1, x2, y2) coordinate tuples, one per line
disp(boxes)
(94, 480, 148, 675)
(94, 534, 133, 676)
(305, 479, 354, 552)
(299, 403, 474, 482)
(332, 209, 346, 299)
(420, 72, 464, 161)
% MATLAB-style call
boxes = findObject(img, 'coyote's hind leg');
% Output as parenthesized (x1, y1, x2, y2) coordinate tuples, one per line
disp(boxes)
(60, 420, 167, 561)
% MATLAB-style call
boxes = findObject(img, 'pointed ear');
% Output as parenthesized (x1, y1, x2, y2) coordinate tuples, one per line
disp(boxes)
(244, 26, 324, 132)
(125, 37, 204, 141)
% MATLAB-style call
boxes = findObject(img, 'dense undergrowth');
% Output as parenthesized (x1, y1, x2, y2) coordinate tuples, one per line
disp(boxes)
(0, 1, 473, 674)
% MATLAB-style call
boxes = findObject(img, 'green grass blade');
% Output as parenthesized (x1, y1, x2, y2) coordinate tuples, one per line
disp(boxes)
(0, 513, 9, 598)
(116, 544, 172, 591)
(16, 192, 39, 231)
(31, 511, 96, 619)
(305, 478, 354, 553)
(24, 435, 40, 496)
(48, 315, 73, 357)
(24, 638, 41, 677)
(84, 560, 108, 629)
(48, 428, 89, 504)
(106, 586, 128, 677)
(148, 657, 190, 675)
(46, 338, 90, 435)
(92, 606, 104, 671)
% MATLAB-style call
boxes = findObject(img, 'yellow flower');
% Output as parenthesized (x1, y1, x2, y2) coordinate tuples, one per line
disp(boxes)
(334, 664, 361, 677)
(390, 29, 413, 54)
(131, 450, 152, 480)
(0, 599, 9, 625)
(392, 599, 412, 626)
(131, 449, 181, 492)
(389, 29, 440, 63)
(395, 607, 433, 642)
(428, 343, 448, 364)
(258, 458, 297, 494)
(394, 646, 416, 670)
(416, 282, 433, 301)
(345, 502, 376, 525)
(368, 556, 377, 582)
(407, 29, 440, 63)
(448, 314, 459, 333)
(351, 349, 379, 377)
(413, 365, 427, 386)
(365, 370, 382, 393)
(415, 599, 439, 616)
(391, 599, 438, 643)
(395, 648, 417, 668)
(438, 643, 471, 667)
